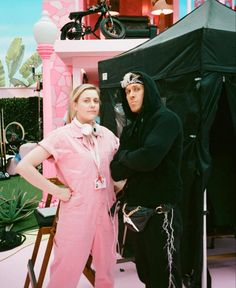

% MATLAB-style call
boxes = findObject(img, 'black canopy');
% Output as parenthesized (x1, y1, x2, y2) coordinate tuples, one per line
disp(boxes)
(98, 0, 236, 286)
(99, 0, 236, 85)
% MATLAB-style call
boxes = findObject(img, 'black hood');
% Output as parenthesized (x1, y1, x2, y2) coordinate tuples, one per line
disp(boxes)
(120, 71, 163, 121)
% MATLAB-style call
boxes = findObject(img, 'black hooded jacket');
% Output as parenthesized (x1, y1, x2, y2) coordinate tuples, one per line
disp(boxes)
(110, 71, 183, 207)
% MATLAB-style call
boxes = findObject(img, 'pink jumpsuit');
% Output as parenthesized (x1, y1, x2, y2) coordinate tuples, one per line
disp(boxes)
(39, 119, 119, 288)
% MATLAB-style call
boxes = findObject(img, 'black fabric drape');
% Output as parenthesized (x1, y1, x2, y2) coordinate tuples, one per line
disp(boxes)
(207, 75, 236, 230)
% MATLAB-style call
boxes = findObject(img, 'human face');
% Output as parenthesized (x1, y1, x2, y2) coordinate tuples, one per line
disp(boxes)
(125, 83, 144, 113)
(74, 89, 100, 124)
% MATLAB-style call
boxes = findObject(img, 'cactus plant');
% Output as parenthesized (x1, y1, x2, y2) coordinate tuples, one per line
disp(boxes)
(0, 187, 38, 231)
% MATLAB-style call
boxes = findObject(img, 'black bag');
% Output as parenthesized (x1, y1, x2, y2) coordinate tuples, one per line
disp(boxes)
(122, 203, 174, 232)
(122, 203, 157, 232)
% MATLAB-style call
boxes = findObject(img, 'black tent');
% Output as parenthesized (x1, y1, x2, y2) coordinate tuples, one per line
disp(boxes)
(98, 0, 236, 286)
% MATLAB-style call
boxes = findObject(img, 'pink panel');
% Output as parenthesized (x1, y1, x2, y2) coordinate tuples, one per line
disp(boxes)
(173, 0, 179, 22)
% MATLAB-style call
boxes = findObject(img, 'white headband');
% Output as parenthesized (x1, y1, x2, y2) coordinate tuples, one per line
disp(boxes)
(120, 72, 143, 88)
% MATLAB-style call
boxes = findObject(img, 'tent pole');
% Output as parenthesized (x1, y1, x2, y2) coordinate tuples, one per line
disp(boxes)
(202, 189, 207, 288)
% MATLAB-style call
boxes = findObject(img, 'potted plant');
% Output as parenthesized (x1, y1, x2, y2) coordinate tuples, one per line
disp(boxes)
(0, 187, 38, 251)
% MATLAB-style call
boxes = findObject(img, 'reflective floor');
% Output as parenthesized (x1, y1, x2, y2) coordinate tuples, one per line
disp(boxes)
(207, 236, 236, 288)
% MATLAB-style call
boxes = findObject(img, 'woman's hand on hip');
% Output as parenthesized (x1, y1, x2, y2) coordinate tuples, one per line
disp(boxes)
(56, 187, 72, 202)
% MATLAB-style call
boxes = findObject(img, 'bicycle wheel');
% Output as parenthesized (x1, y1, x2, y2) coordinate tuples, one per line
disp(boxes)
(100, 18, 126, 39)
(60, 22, 82, 40)
(4, 122, 25, 144)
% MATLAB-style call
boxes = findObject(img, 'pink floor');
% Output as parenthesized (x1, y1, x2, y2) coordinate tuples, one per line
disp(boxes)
(0, 231, 235, 288)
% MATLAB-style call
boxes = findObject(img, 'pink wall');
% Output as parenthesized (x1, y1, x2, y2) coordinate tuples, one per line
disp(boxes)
(41, 0, 179, 129)
(0, 87, 37, 98)
(42, 0, 85, 128)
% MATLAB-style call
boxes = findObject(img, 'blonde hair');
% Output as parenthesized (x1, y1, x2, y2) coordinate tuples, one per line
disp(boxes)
(66, 84, 100, 124)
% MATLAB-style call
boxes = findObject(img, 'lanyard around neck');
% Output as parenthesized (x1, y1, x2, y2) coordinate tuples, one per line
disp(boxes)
(88, 135, 101, 173)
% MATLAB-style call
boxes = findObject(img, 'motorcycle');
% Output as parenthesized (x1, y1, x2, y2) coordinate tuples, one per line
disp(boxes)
(60, 0, 126, 40)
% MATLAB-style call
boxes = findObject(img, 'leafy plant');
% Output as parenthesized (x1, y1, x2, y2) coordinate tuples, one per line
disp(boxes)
(0, 37, 42, 88)
(0, 187, 38, 231)
(5, 38, 25, 81)
(0, 60, 5, 87)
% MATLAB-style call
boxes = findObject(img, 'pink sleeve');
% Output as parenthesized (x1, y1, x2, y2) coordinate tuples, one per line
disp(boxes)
(38, 129, 61, 162)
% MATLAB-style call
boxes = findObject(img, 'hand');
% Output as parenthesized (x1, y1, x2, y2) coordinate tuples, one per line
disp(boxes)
(56, 187, 72, 202)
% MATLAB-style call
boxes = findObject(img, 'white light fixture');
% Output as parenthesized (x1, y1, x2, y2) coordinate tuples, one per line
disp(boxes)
(33, 10, 57, 45)
(151, 0, 173, 15)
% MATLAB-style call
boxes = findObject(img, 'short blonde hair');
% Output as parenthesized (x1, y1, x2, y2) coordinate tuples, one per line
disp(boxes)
(66, 84, 100, 124)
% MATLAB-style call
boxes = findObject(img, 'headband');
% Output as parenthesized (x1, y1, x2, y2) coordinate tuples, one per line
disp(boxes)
(120, 72, 143, 89)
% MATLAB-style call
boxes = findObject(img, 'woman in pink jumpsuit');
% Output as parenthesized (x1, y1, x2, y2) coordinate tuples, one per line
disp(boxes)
(16, 84, 119, 288)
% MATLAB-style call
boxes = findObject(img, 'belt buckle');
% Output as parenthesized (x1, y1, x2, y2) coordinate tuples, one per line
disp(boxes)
(155, 204, 171, 214)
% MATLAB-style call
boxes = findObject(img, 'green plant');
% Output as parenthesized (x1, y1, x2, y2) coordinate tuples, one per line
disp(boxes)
(0, 97, 43, 144)
(0, 60, 5, 87)
(0, 187, 38, 231)
(0, 37, 42, 87)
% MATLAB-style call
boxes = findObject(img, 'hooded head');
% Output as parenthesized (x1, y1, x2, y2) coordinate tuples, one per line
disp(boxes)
(120, 71, 163, 121)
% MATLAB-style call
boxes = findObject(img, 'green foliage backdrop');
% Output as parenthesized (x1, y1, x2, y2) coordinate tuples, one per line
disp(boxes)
(0, 97, 43, 143)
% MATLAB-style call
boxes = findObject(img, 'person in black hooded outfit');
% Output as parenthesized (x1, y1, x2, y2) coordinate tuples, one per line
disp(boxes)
(110, 71, 183, 288)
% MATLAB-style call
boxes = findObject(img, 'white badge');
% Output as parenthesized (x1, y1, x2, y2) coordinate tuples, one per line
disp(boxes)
(94, 176, 107, 190)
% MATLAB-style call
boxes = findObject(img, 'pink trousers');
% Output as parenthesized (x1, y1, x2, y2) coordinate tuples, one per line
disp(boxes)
(46, 201, 117, 288)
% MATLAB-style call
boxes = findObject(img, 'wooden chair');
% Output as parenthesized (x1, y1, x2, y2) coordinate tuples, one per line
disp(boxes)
(24, 178, 95, 288)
